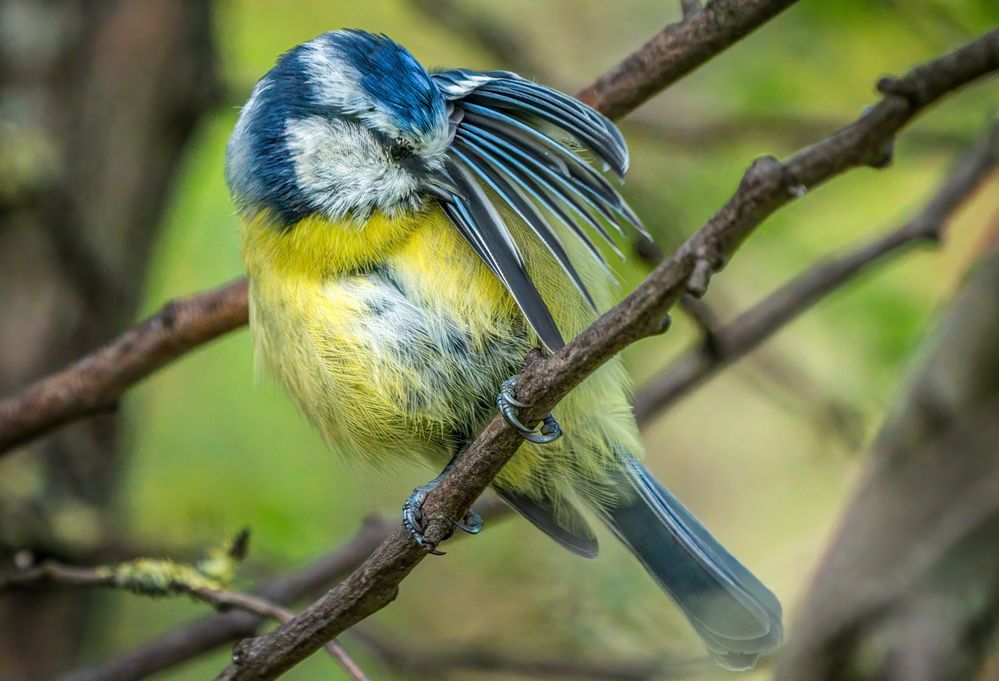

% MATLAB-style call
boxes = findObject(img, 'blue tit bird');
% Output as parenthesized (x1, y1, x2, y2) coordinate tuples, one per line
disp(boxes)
(225, 29, 782, 669)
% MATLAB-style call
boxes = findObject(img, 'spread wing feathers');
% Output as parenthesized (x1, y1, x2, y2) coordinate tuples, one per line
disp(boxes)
(444, 158, 566, 350)
(430, 68, 646, 350)
(450, 144, 597, 311)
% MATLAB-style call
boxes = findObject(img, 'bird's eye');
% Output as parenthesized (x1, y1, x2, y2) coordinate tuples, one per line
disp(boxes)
(389, 140, 413, 162)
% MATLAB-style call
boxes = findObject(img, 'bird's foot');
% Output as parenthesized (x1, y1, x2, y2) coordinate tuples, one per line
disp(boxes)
(455, 509, 484, 535)
(402, 482, 483, 556)
(497, 376, 563, 444)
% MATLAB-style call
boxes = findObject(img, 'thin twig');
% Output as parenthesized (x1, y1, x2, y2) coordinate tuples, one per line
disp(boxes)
(633, 120, 998, 423)
(58, 501, 508, 681)
(678, 295, 723, 355)
(1, 559, 371, 681)
(0, 0, 802, 459)
(215, 28, 999, 681)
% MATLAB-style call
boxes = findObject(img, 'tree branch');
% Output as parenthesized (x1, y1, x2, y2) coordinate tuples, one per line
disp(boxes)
(633, 120, 998, 423)
(0, 0, 801, 459)
(776, 216, 999, 681)
(1, 556, 370, 681)
(0, 279, 248, 454)
(58, 500, 508, 681)
(215, 27, 999, 681)
(577, 0, 799, 119)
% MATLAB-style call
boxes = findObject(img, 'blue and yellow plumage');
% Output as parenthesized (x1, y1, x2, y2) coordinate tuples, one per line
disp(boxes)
(226, 29, 781, 668)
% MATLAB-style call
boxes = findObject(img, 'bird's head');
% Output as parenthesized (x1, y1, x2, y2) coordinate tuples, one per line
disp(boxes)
(226, 30, 453, 226)
(227, 28, 642, 351)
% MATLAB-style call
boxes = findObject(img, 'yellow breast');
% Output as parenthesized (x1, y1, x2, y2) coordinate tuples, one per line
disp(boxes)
(240, 204, 641, 501)
(241, 207, 522, 462)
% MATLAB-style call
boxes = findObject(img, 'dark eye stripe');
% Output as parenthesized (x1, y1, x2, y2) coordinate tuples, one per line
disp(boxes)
(389, 139, 414, 161)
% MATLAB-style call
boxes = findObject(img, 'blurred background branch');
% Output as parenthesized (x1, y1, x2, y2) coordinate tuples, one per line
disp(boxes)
(0, 1, 219, 676)
(776, 216, 999, 681)
(634, 120, 998, 424)
(0, 279, 248, 455)
(53, 499, 505, 681)
(0, 533, 370, 681)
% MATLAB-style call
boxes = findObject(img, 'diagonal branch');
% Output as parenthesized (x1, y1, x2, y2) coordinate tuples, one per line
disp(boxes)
(577, 0, 799, 119)
(633, 120, 998, 423)
(215, 27, 999, 681)
(0, 0, 802, 459)
(776, 216, 999, 681)
(0, 279, 248, 454)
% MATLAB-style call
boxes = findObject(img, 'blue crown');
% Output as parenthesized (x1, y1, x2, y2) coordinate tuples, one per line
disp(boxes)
(225, 30, 448, 225)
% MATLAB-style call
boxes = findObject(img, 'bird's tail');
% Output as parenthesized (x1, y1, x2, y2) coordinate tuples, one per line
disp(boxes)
(598, 454, 783, 670)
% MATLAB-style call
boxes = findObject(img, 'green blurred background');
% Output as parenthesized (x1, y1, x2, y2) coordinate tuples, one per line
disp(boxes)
(61, 1, 999, 678)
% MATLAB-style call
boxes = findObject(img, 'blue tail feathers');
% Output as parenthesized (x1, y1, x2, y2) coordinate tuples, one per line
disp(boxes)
(600, 455, 783, 670)
(494, 485, 599, 558)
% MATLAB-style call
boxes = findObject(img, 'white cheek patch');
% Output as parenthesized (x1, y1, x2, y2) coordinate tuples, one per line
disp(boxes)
(284, 115, 420, 220)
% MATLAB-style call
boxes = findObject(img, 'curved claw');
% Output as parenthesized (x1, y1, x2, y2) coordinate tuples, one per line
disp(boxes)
(402, 485, 446, 556)
(521, 414, 563, 444)
(498, 377, 531, 408)
(497, 375, 565, 445)
(500, 402, 533, 434)
(498, 379, 534, 434)
(454, 510, 483, 535)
